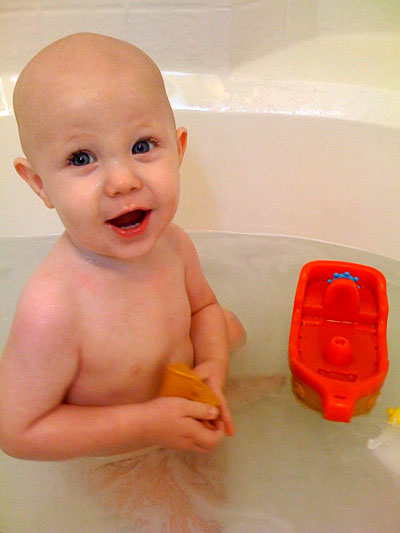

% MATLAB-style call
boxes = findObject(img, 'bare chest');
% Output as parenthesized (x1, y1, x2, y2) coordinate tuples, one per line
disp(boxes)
(67, 264, 193, 405)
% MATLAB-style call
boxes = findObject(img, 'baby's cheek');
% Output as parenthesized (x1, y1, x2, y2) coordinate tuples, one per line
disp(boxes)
(165, 180, 180, 206)
(55, 199, 94, 236)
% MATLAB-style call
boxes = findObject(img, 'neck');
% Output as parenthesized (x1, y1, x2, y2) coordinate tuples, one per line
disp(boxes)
(61, 232, 156, 274)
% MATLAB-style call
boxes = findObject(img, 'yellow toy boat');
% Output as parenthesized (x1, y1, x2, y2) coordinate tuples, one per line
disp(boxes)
(159, 363, 220, 406)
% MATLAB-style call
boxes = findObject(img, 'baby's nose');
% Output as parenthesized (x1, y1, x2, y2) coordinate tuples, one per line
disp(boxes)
(104, 161, 142, 197)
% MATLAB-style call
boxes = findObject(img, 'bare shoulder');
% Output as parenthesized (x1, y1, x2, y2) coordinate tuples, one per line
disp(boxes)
(8, 256, 76, 348)
(166, 225, 216, 310)
(165, 223, 198, 261)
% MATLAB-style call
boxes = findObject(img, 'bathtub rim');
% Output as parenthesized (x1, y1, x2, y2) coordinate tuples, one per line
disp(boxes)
(2, 71, 400, 130)
(1, 230, 399, 276)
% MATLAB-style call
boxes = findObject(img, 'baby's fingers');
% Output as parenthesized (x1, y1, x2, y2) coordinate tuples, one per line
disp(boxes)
(219, 396, 235, 436)
(184, 400, 220, 421)
(190, 421, 225, 452)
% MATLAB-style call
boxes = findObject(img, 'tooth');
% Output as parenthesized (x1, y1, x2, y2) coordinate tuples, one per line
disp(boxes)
(122, 222, 140, 229)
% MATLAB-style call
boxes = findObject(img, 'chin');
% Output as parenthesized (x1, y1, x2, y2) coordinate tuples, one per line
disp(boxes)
(111, 235, 160, 261)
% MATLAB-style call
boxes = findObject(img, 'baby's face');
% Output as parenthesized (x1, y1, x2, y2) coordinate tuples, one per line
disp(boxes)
(17, 49, 186, 261)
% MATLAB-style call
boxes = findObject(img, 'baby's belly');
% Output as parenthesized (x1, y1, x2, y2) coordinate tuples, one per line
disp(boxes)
(65, 337, 195, 406)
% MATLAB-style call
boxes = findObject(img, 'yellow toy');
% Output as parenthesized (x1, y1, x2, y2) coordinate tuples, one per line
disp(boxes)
(387, 407, 400, 426)
(367, 406, 400, 450)
(159, 363, 220, 406)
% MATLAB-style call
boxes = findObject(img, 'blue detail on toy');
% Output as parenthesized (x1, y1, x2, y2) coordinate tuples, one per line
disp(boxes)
(327, 272, 360, 289)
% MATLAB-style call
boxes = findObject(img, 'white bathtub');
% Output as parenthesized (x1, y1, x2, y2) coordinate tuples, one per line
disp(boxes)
(170, 32, 400, 262)
(170, 71, 400, 262)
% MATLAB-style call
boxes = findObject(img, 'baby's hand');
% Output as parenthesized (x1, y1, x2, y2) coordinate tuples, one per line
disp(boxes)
(193, 362, 235, 437)
(144, 397, 224, 453)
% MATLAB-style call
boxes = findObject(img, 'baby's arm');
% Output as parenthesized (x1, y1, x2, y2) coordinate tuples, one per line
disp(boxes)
(178, 229, 234, 436)
(0, 282, 222, 460)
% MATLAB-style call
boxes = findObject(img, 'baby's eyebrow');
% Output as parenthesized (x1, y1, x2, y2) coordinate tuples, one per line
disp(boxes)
(66, 131, 95, 143)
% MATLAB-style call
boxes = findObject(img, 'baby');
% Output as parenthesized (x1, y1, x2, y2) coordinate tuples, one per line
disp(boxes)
(0, 33, 247, 461)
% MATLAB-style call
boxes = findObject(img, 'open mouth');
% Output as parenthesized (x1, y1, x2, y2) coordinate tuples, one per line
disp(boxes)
(106, 209, 151, 238)
(108, 209, 147, 229)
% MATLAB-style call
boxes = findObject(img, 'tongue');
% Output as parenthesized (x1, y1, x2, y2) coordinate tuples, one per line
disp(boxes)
(110, 210, 146, 228)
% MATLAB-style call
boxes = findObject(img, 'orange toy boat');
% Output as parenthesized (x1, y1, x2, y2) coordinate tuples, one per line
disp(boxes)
(289, 261, 389, 422)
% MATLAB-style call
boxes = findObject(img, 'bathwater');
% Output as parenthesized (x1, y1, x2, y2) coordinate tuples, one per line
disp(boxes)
(1, 233, 399, 532)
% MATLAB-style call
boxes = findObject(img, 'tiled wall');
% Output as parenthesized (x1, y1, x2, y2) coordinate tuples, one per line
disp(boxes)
(1, 1, 399, 74)
(317, 0, 400, 34)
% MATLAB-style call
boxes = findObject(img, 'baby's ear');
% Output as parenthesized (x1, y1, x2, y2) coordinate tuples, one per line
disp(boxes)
(176, 127, 187, 166)
(14, 157, 54, 209)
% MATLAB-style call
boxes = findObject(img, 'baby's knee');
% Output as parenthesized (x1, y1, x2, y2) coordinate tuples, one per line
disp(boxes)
(223, 309, 247, 352)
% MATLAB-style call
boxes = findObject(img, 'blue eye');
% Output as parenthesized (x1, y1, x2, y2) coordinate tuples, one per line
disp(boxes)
(132, 139, 155, 154)
(69, 151, 94, 166)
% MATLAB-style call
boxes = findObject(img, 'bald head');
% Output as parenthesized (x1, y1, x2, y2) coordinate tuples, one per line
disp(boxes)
(13, 33, 173, 160)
